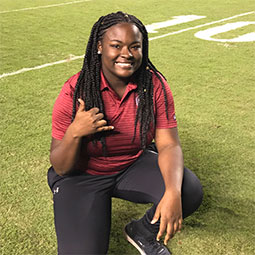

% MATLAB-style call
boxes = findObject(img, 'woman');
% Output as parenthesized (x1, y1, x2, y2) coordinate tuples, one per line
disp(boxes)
(48, 11, 203, 255)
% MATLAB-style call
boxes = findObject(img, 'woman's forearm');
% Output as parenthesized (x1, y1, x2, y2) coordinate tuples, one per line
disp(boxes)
(158, 144, 184, 193)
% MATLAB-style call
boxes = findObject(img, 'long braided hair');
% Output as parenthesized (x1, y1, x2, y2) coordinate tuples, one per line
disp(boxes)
(72, 11, 169, 151)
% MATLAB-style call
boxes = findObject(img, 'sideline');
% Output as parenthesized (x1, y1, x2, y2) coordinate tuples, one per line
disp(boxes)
(0, 11, 254, 79)
(0, 0, 91, 14)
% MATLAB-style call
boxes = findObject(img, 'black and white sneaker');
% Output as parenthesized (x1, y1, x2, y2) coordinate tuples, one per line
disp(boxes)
(124, 220, 171, 255)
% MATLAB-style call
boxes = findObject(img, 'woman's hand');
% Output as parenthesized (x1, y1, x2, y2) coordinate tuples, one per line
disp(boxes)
(151, 190, 182, 245)
(71, 98, 114, 138)
(49, 98, 114, 175)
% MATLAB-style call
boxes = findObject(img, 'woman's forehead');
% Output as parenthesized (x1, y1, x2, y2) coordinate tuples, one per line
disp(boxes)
(102, 23, 142, 42)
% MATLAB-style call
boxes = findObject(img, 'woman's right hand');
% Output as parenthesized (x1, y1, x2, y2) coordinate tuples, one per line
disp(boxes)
(50, 98, 114, 175)
(71, 98, 114, 138)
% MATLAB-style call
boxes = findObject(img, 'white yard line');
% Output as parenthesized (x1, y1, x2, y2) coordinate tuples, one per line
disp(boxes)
(0, 55, 84, 79)
(0, 11, 254, 80)
(0, 0, 91, 14)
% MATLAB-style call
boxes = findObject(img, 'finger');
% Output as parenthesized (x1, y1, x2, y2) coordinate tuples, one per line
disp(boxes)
(94, 112, 104, 122)
(178, 218, 182, 232)
(164, 223, 174, 245)
(151, 209, 160, 224)
(96, 125, 114, 132)
(89, 107, 100, 114)
(77, 98, 85, 112)
(157, 219, 167, 241)
(95, 119, 107, 128)
(173, 221, 179, 235)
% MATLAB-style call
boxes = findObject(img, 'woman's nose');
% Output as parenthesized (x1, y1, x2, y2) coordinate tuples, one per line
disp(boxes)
(121, 47, 133, 58)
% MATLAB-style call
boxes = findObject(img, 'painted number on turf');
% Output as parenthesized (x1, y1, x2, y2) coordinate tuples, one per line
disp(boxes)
(195, 22, 255, 42)
(146, 15, 255, 42)
(145, 15, 206, 33)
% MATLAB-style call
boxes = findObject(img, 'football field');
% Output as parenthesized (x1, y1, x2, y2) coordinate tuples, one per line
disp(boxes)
(0, 0, 254, 254)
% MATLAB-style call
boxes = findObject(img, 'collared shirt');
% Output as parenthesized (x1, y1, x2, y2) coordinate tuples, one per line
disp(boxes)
(52, 71, 177, 175)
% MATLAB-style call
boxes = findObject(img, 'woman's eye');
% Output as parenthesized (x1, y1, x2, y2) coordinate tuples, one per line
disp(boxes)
(111, 44, 120, 49)
(132, 45, 141, 50)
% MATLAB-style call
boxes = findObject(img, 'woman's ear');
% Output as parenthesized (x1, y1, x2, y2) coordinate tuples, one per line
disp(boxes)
(97, 41, 102, 54)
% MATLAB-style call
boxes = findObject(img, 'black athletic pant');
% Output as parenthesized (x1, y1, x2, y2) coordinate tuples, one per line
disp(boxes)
(48, 147, 203, 254)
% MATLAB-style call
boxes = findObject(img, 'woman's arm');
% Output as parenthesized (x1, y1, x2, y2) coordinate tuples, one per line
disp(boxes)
(50, 99, 114, 176)
(151, 127, 184, 245)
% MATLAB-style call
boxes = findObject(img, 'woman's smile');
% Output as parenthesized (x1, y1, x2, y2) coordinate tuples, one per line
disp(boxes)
(115, 61, 133, 68)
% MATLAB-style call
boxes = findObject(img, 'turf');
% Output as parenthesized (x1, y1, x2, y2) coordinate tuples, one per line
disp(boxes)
(0, 0, 254, 254)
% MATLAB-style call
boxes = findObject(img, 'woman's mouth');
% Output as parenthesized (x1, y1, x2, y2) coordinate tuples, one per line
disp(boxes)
(115, 62, 133, 68)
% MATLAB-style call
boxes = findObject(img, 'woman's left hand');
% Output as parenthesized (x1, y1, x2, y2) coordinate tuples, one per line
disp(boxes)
(151, 190, 182, 245)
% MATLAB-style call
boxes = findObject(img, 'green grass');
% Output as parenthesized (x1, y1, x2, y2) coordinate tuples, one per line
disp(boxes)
(1, 0, 255, 254)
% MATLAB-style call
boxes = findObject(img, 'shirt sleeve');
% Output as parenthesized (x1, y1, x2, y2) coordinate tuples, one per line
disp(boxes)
(51, 78, 77, 140)
(153, 73, 177, 129)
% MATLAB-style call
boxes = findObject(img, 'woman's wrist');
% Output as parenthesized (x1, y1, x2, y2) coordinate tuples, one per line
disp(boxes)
(164, 187, 181, 197)
(68, 122, 84, 139)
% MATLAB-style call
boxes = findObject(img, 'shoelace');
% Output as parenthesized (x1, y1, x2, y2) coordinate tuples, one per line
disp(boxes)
(147, 236, 166, 253)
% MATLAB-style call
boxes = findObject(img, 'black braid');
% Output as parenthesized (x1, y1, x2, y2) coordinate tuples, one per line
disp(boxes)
(72, 11, 169, 151)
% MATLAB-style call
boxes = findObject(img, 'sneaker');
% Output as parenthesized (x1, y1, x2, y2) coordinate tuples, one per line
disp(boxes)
(124, 220, 171, 255)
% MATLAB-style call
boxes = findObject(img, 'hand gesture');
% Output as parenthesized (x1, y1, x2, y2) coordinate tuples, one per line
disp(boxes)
(71, 98, 114, 138)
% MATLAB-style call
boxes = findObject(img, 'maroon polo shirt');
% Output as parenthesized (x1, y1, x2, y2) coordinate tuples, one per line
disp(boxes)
(52, 71, 177, 175)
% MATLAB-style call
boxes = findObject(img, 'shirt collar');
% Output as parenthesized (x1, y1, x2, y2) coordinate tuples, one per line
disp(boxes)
(100, 70, 137, 92)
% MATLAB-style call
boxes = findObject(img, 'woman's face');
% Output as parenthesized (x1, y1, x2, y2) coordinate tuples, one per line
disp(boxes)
(98, 22, 143, 84)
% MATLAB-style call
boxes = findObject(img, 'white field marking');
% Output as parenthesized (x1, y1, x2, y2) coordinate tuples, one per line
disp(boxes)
(195, 22, 255, 42)
(0, 55, 84, 79)
(146, 15, 206, 33)
(0, 11, 254, 80)
(0, 0, 91, 14)
(149, 11, 254, 41)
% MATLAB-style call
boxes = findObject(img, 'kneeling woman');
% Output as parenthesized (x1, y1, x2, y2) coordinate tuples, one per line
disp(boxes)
(48, 11, 203, 255)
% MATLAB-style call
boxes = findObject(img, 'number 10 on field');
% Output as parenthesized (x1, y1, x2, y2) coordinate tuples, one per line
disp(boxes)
(146, 15, 255, 42)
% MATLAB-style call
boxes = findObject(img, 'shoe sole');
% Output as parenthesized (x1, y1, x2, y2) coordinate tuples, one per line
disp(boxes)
(124, 227, 146, 255)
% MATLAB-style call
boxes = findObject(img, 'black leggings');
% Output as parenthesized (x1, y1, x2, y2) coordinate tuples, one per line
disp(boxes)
(48, 148, 203, 254)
